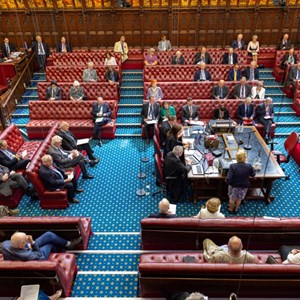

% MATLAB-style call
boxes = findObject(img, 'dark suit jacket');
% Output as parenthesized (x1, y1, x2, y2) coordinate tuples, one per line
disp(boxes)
(105, 70, 119, 82)
(48, 145, 72, 169)
(237, 103, 255, 121)
(0, 148, 18, 170)
(194, 52, 212, 64)
(232, 40, 246, 50)
(222, 53, 238, 65)
(194, 69, 212, 81)
(171, 56, 185, 65)
(0, 165, 14, 196)
(160, 121, 171, 146)
(140, 103, 160, 123)
(256, 103, 274, 122)
(227, 68, 242, 81)
(277, 40, 291, 50)
(163, 152, 191, 179)
(164, 136, 183, 155)
(32, 41, 51, 58)
(0, 43, 17, 58)
(57, 129, 77, 150)
(181, 104, 199, 123)
(213, 108, 230, 120)
(39, 163, 66, 191)
(226, 162, 256, 188)
(148, 212, 176, 218)
(281, 53, 297, 69)
(243, 67, 260, 80)
(233, 83, 252, 99)
(211, 85, 229, 99)
(91, 102, 112, 123)
(46, 86, 62, 100)
(56, 42, 72, 53)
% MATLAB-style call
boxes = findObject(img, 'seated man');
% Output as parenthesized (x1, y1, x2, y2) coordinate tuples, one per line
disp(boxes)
(141, 96, 160, 144)
(255, 97, 274, 143)
(277, 33, 291, 50)
(39, 154, 82, 204)
(237, 97, 255, 125)
(194, 62, 211, 81)
(227, 63, 242, 81)
(280, 245, 300, 264)
(171, 50, 184, 65)
(144, 48, 158, 66)
(70, 80, 85, 101)
(232, 33, 246, 50)
(105, 66, 119, 85)
(148, 198, 176, 218)
(48, 136, 93, 179)
(57, 121, 99, 166)
(285, 62, 300, 88)
(233, 77, 251, 99)
(222, 47, 238, 65)
(0, 37, 17, 60)
(163, 145, 192, 203)
(281, 47, 297, 70)
(160, 115, 177, 148)
(194, 47, 212, 64)
(158, 34, 172, 51)
(113, 35, 128, 62)
(0, 140, 31, 171)
(46, 80, 62, 100)
(2, 230, 82, 261)
(211, 80, 229, 99)
(56, 36, 72, 53)
(243, 61, 259, 81)
(213, 104, 230, 120)
(181, 97, 199, 126)
(83, 61, 98, 82)
(203, 236, 257, 263)
(92, 96, 112, 146)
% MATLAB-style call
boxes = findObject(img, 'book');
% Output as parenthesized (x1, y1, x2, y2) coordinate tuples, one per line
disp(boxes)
(77, 138, 90, 146)
(20, 284, 40, 300)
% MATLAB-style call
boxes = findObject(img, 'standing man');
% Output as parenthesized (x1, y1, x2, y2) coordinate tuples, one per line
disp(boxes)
(46, 80, 62, 100)
(232, 33, 246, 50)
(82, 62, 99, 82)
(92, 96, 112, 146)
(31, 35, 50, 72)
(158, 35, 172, 51)
(0, 37, 17, 60)
(114, 36, 129, 62)
(181, 97, 200, 126)
(277, 33, 291, 50)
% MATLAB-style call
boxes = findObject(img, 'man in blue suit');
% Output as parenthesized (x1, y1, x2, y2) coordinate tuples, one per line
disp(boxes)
(243, 61, 259, 81)
(232, 34, 246, 50)
(228, 64, 242, 81)
(56, 36, 72, 53)
(194, 62, 212, 81)
(222, 48, 238, 65)
(2, 230, 82, 261)
(237, 97, 255, 124)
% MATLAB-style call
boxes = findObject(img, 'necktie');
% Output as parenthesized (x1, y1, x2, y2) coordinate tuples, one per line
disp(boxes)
(219, 88, 223, 98)
(121, 42, 124, 53)
(245, 105, 248, 117)
(3, 149, 15, 160)
(242, 86, 245, 98)
(52, 88, 54, 98)
(238, 41, 241, 49)
(189, 106, 193, 116)
(58, 147, 69, 158)
(62, 44, 66, 52)
(6, 44, 10, 56)
(89, 70, 93, 81)
(229, 55, 232, 64)
(201, 70, 205, 80)
(50, 166, 64, 180)
(234, 70, 237, 81)
(149, 105, 154, 119)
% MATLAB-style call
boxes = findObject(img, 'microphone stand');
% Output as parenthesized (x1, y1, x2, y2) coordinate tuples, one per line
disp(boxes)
(243, 132, 252, 150)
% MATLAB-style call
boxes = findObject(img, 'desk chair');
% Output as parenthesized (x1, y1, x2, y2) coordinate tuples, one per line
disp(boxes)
(153, 135, 162, 160)
(152, 154, 167, 197)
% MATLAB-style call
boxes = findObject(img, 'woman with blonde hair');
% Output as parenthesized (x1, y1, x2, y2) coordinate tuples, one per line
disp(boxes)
(194, 197, 225, 219)
(247, 35, 259, 62)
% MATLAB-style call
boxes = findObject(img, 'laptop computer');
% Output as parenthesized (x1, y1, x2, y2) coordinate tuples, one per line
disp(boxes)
(186, 149, 203, 165)
(192, 157, 209, 175)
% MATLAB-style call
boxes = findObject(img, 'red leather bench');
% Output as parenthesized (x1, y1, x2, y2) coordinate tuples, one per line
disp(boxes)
(141, 217, 300, 250)
(256, 47, 277, 68)
(46, 65, 121, 83)
(0, 123, 42, 208)
(292, 81, 300, 115)
(0, 253, 77, 297)
(37, 82, 119, 101)
(26, 100, 117, 140)
(139, 252, 300, 298)
(0, 216, 92, 250)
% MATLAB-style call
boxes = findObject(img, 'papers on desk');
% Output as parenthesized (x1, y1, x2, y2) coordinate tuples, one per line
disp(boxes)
(21, 150, 27, 158)
(10, 51, 22, 58)
(68, 172, 74, 180)
(20, 284, 40, 300)
(185, 149, 195, 156)
(77, 138, 90, 146)
(4, 59, 13, 63)
(145, 120, 158, 125)
(169, 204, 177, 214)
(190, 120, 204, 126)
(227, 135, 235, 141)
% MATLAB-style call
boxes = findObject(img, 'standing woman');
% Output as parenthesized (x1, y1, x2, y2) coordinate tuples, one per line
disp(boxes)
(164, 124, 183, 156)
(146, 79, 163, 100)
(247, 35, 259, 62)
(226, 149, 256, 214)
(160, 101, 176, 121)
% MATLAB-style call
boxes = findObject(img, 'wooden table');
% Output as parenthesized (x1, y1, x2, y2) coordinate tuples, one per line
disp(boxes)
(186, 126, 285, 203)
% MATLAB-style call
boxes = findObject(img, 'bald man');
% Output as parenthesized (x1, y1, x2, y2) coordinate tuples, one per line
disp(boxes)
(211, 80, 229, 99)
(203, 236, 257, 263)
(2, 231, 82, 261)
(148, 198, 176, 218)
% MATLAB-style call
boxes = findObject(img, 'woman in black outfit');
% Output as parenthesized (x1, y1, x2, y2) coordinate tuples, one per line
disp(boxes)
(164, 124, 183, 156)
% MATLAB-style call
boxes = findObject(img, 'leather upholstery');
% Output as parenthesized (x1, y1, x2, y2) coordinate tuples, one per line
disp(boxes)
(293, 143, 300, 167)
(38, 82, 119, 100)
(26, 100, 117, 139)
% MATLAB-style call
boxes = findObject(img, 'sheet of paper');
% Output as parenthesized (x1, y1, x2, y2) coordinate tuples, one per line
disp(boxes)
(227, 136, 235, 141)
(20, 285, 40, 300)
(146, 120, 158, 125)
(77, 138, 90, 146)
(185, 150, 195, 156)
(21, 149, 27, 158)
(169, 204, 177, 214)
(182, 138, 194, 144)
(264, 116, 272, 119)
(4, 59, 13, 62)
(190, 120, 204, 126)
(68, 172, 74, 180)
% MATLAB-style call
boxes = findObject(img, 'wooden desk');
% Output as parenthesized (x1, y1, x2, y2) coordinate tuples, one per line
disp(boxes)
(186, 126, 285, 203)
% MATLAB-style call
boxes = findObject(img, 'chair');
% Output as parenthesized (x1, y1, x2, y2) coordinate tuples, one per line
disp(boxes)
(153, 135, 162, 160)
(154, 123, 160, 145)
(152, 154, 167, 197)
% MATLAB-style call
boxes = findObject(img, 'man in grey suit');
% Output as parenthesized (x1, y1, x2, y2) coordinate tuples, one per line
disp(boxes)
(48, 136, 94, 179)
(82, 62, 98, 82)
(158, 35, 172, 51)
(181, 97, 200, 126)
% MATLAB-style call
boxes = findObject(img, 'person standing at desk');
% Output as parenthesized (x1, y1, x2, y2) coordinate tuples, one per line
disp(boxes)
(0, 37, 17, 60)
(30, 35, 50, 72)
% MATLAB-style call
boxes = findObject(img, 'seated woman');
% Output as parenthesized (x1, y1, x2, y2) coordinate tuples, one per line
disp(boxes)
(213, 103, 230, 120)
(104, 51, 117, 66)
(160, 101, 176, 121)
(146, 79, 163, 100)
(193, 197, 225, 219)
(247, 35, 259, 62)
(164, 124, 183, 156)
(251, 81, 265, 99)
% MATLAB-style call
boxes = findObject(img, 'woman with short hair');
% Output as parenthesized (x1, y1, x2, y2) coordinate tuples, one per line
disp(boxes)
(194, 197, 225, 219)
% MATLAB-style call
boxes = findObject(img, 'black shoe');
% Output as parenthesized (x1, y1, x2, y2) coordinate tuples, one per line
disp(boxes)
(146, 138, 150, 144)
(30, 192, 39, 200)
(75, 188, 84, 194)
(70, 198, 80, 204)
(66, 236, 83, 250)
(82, 174, 94, 179)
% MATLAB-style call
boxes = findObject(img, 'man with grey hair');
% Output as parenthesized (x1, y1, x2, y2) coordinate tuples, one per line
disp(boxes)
(48, 135, 93, 179)
(244, 61, 259, 81)
(144, 48, 158, 66)
(82, 61, 99, 82)
(237, 97, 255, 124)
(171, 50, 185, 65)
(69, 80, 85, 101)
(148, 198, 176, 218)
(163, 145, 192, 203)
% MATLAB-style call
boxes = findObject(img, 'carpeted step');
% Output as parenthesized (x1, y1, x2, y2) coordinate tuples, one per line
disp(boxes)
(118, 107, 141, 114)
(116, 116, 141, 124)
(121, 80, 143, 87)
(13, 107, 29, 115)
(32, 74, 46, 81)
(120, 89, 143, 96)
(115, 127, 142, 136)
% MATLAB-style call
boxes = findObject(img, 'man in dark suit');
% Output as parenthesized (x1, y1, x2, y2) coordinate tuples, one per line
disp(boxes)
(171, 51, 185, 65)
(105, 66, 119, 85)
(46, 80, 62, 100)
(92, 96, 112, 146)
(211, 80, 229, 99)
(0, 37, 17, 60)
(227, 63, 242, 81)
(277, 33, 291, 50)
(255, 97, 274, 143)
(286, 62, 300, 88)
(141, 96, 160, 144)
(39, 154, 82, 204)
(194, 62, 212, 81)
(163, 145, 192, 203)
(181, 97, 199, 125)
(233, 77, 251, 99)
(232, 34, 246, 50)
(148, 198, 176, 218)
(0, 140, 31, 171)
(222, 47, 238, 65)
(48, 136, 93, 179)
(160, 115, 177, 147)
(243, 61, 259, 81)
(57, 121, 99, 167)
(194, 47, 212, 64)
(237, 97, 255, 124)
(56, 36, 72, 53)
(281, 47, 297, 70)
(31, 35, 51, 72)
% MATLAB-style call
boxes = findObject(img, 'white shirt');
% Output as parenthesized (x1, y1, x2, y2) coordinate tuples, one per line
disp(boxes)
(104, 57, 117, 66)
(283, 252, 300, 264)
